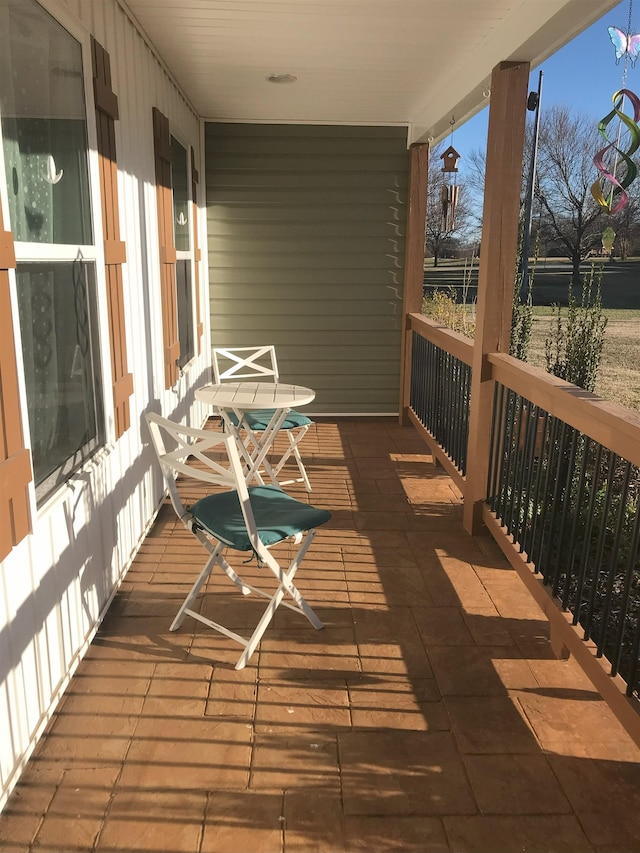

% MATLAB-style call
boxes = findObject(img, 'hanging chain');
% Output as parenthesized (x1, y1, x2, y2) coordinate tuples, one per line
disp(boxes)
(612, 0, 635, 204)
(623, 0, 634, 85)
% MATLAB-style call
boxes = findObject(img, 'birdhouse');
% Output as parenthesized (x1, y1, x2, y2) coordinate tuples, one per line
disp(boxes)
(441, 145, 460, 173)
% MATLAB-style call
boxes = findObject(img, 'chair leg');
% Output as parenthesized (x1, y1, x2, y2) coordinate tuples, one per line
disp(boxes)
(272, 426, 312, 491)
(170, 538, 251, 631)
(235, 580, 322, 669)
(172, 522, 323, 671)
(266, 530, 322, 625)
(230, 413, 311, 491)
(242, 409, 289, 487)
(170, 547, 220, 631)
(220, 412, 267, 486)
(234, 531, 323, 670)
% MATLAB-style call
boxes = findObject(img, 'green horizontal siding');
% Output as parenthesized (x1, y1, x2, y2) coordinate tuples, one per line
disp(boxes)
(211, 270, 402, 286)
(205, 123, 409, 414)
(212, 300, 400, 317)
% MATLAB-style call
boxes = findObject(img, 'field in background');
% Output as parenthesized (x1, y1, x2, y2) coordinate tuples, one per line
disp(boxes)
(422, 257, 640, 411)
(424, 257, 640, 309)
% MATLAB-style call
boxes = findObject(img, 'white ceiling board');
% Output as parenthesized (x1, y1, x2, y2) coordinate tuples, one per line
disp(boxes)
(119, 0, 620, 143)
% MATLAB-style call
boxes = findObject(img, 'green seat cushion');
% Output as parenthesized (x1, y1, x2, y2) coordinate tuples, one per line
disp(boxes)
(225, 412, 242, 427)
(242, 408, 312, 431)
(190, 485, 331, 551)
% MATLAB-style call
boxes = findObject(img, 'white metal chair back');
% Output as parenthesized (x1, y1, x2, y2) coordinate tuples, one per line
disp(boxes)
(212, 345, 280, 383)
(146, 411, 249, 522)
(145, 412, 329, 669)
(210, 345, 313, 491)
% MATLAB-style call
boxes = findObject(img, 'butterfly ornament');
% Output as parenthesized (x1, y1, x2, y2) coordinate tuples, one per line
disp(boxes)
(608, 26, 640, 66)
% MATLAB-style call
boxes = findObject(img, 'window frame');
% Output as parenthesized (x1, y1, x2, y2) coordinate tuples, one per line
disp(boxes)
(0, 0, 116, 511)
(191, 145, 204, 354)
(170, 131, 196, 371)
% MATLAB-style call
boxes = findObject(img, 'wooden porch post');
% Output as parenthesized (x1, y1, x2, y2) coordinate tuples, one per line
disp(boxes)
(399, 142, 429, 425)
(463, 61, 530, 534)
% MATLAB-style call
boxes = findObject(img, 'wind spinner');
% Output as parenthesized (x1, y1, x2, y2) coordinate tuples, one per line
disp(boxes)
(590, 0, 640, 215)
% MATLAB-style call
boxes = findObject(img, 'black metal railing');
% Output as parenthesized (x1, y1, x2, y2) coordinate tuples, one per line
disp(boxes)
(410, 331, 471, 475)
(487, 383, 640, 698)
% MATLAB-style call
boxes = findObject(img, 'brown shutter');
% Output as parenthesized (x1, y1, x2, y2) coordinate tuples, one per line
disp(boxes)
(153, 107, 180, 387)
(0, 222, 32, 560)
(191, 147, 203, 352)
(91, 37, 133, 439)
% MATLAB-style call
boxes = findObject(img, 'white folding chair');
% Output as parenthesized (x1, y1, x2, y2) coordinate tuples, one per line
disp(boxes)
(145, 413, 331, 669)
(212, 345, 313, 491)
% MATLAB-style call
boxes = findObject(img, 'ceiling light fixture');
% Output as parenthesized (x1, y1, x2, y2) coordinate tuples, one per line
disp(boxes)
(267, 73, 297, 84)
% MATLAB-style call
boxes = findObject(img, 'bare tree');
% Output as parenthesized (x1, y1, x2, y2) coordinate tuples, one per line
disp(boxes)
(536, 105, 604, 285)
(464, 129, 530, 242)
(425, 143, 469, 266)
(456, 106, 639, 283)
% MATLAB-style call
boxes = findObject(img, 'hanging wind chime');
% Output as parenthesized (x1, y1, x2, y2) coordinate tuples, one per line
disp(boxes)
(440, 118, 461, 231)
(591, 0, 640, 231)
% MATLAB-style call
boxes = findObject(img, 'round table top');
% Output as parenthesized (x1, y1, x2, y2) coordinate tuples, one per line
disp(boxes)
(195, 381, 315, 410)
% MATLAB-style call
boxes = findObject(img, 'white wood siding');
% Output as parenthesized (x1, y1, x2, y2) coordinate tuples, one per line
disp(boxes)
(0, 0, 209, 809)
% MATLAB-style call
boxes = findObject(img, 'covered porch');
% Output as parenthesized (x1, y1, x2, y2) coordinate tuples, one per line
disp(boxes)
(4, 0, 640, 832)
(2, 418, 640, 853)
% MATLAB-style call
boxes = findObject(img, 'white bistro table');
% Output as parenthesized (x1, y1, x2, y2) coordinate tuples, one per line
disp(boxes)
(195, 381, 315, 487)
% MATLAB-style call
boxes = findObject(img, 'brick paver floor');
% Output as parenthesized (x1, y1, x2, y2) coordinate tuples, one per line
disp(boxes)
(2, 418, 640, 852)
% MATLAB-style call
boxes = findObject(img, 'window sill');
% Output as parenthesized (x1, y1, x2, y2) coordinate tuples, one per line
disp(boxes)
(35, 441, 116, 520)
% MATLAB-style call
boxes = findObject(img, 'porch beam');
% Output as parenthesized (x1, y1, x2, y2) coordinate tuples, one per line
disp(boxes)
(463, 60, 530, 534)
(399, 143, 429, 425)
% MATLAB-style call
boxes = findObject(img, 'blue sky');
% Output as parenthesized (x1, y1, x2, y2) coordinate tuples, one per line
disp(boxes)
(451, 0, 640, 172)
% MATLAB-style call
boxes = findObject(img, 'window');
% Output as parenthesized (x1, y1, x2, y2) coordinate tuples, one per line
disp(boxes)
(171, 136, 194, 369)
(0, 0, 104, 503)
(16, 261, 103, 494)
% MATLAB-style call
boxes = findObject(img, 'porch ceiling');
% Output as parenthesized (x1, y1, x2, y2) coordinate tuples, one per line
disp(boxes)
(120, 0, 617, 144)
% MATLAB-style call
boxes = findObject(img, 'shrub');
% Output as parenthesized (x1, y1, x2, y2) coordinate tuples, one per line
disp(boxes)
(544, 265, 607, 391)
(422, 287, 475, 337)
(511, 273, 533, 361)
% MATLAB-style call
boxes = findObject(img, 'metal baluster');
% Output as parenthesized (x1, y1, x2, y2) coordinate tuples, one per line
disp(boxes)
(550, 428, 579, 597)
(624, 579, 640, 696)
(497, 389, 517, 526)
(526, 409, 549, 564)
(561, 435, 591, 610)
(530, 414, 559, 572)
(596, 460, 633, 659)
(451, 357, 458, 466)
(611, 494, 640, 679)
(505, 396, 526, 536)
(487, 383, 504, 510)
(583, 452, 619, 642)
(539, 420, 569, 585)
(513, 399, 537, 551)
(424, 337, 433, 430)
(442, 352, 451, 452)
(573, 443, 603, 626)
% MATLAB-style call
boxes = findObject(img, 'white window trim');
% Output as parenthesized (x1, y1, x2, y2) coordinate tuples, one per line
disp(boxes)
(170, 130, 197, 374)
(0, 0, 119, 517)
